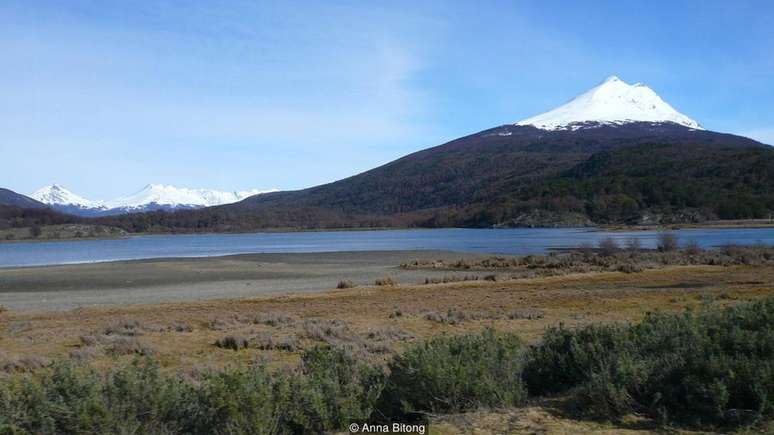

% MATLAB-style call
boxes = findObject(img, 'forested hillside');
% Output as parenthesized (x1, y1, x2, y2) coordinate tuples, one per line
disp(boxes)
(88, 123, 771, 232)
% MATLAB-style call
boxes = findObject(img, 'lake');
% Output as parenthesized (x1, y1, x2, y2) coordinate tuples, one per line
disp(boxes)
(2, 227, 774, 268)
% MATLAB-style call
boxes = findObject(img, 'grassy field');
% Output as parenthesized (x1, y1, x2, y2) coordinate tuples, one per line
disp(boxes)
(1, 248, 773, 433)
(1, 265, 771, 369)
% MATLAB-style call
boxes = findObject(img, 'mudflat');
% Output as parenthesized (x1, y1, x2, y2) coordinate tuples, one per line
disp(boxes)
(0, 250, 487, 311)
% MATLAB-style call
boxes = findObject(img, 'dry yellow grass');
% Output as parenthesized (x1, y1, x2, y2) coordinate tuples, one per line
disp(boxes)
(1, 264, 772, 372)
(427, 406, 723, 435)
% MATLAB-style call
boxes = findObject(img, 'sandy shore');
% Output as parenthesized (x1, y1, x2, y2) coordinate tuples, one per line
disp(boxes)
(0, 250, 488, 311)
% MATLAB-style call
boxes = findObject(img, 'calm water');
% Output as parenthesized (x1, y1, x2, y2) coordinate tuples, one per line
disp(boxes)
(1, 227, 774, 268)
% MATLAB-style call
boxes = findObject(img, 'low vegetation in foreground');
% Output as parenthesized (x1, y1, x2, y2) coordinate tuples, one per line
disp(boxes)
(1, 299, 773, 434)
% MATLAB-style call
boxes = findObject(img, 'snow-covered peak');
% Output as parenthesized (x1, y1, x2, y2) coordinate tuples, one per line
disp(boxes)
(516, 76, 702, 131)
(30, 183, 278, 215)
(30, 184, 103, 208)
(103, 184, 277, 210)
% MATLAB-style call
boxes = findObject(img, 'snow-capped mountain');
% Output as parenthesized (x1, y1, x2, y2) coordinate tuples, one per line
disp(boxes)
(31, 184, 106, 210)
(516, 75, 702, 131)
(104, 184, 276, 211)
(30, 184, 277, 216)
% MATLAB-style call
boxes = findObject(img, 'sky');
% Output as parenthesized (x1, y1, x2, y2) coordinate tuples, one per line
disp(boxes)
(1, 0, 773, 199)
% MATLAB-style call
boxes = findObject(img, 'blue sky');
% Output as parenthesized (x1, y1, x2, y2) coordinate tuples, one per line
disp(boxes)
(2, 0, 773, 199)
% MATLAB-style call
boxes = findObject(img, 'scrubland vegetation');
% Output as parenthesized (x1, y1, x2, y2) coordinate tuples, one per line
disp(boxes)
(404, 237, 774, 278)
(0, 223, 126, 242)
(1, 299, 773, 433)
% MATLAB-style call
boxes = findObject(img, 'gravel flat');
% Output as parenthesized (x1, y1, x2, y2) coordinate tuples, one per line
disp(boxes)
(0, 250, 487, 311)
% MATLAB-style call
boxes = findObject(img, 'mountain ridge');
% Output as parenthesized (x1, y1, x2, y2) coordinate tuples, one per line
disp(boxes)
(30, 184, 277, 216)
(0, 188, 47, 209)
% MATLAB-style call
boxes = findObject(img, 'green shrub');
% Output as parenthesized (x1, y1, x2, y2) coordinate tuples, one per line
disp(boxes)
(0, 360, 194, 434)
(377, 328, 526, 420)
(523, 323, 631, 395)
(291, 346, 384, 432)
(184, 364, 293, 434)
(525, 299, 774, 426)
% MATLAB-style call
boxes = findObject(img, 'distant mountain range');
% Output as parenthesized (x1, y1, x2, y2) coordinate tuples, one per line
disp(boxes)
(92, 76, 772, 232)
(4, 76, 773, 232)
(29, 184, 277, 216)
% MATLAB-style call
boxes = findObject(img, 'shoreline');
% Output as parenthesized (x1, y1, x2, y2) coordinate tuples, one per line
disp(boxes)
(3, 220, 773, 245)
(0, 250, 488, 311)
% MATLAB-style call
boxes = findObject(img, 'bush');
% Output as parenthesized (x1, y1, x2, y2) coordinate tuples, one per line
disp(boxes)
(422, 308, 469, 325)
(302, 319, 353, 342)
(377, 328, 526, 420)
(170, 321, 194, 332)
(103, 319, 144, 336)
(683, 239, 703, 255)
(187, 364, 294, 434)
(374, 277, 397, 286)
(253, 312, 295, 327)
(252, 332, 300, 351)
(423, 275, 479, 284)
(597, 237, 620, 257)
(292, 346, 384, 432)
(524, 323, 631, 395)
(524, 299, 774, 426)
(106, 336, 156, 356)
(215, 335, 249, 351)
(0, 351, 378, 434)
(657, 232, 679, 252)
(336, 280, 355, 289)
(577, 242, 595, 258)
(0, 360, 194, 434)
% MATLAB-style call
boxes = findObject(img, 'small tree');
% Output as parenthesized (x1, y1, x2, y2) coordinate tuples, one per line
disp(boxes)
(683, 240, 703, 256)
(577, 242, 595, 258)
(657, 233, 679, 252)
(625, 238, 642, 252)
(597, 238, 620, 257)
(30, 225, 42, 238)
